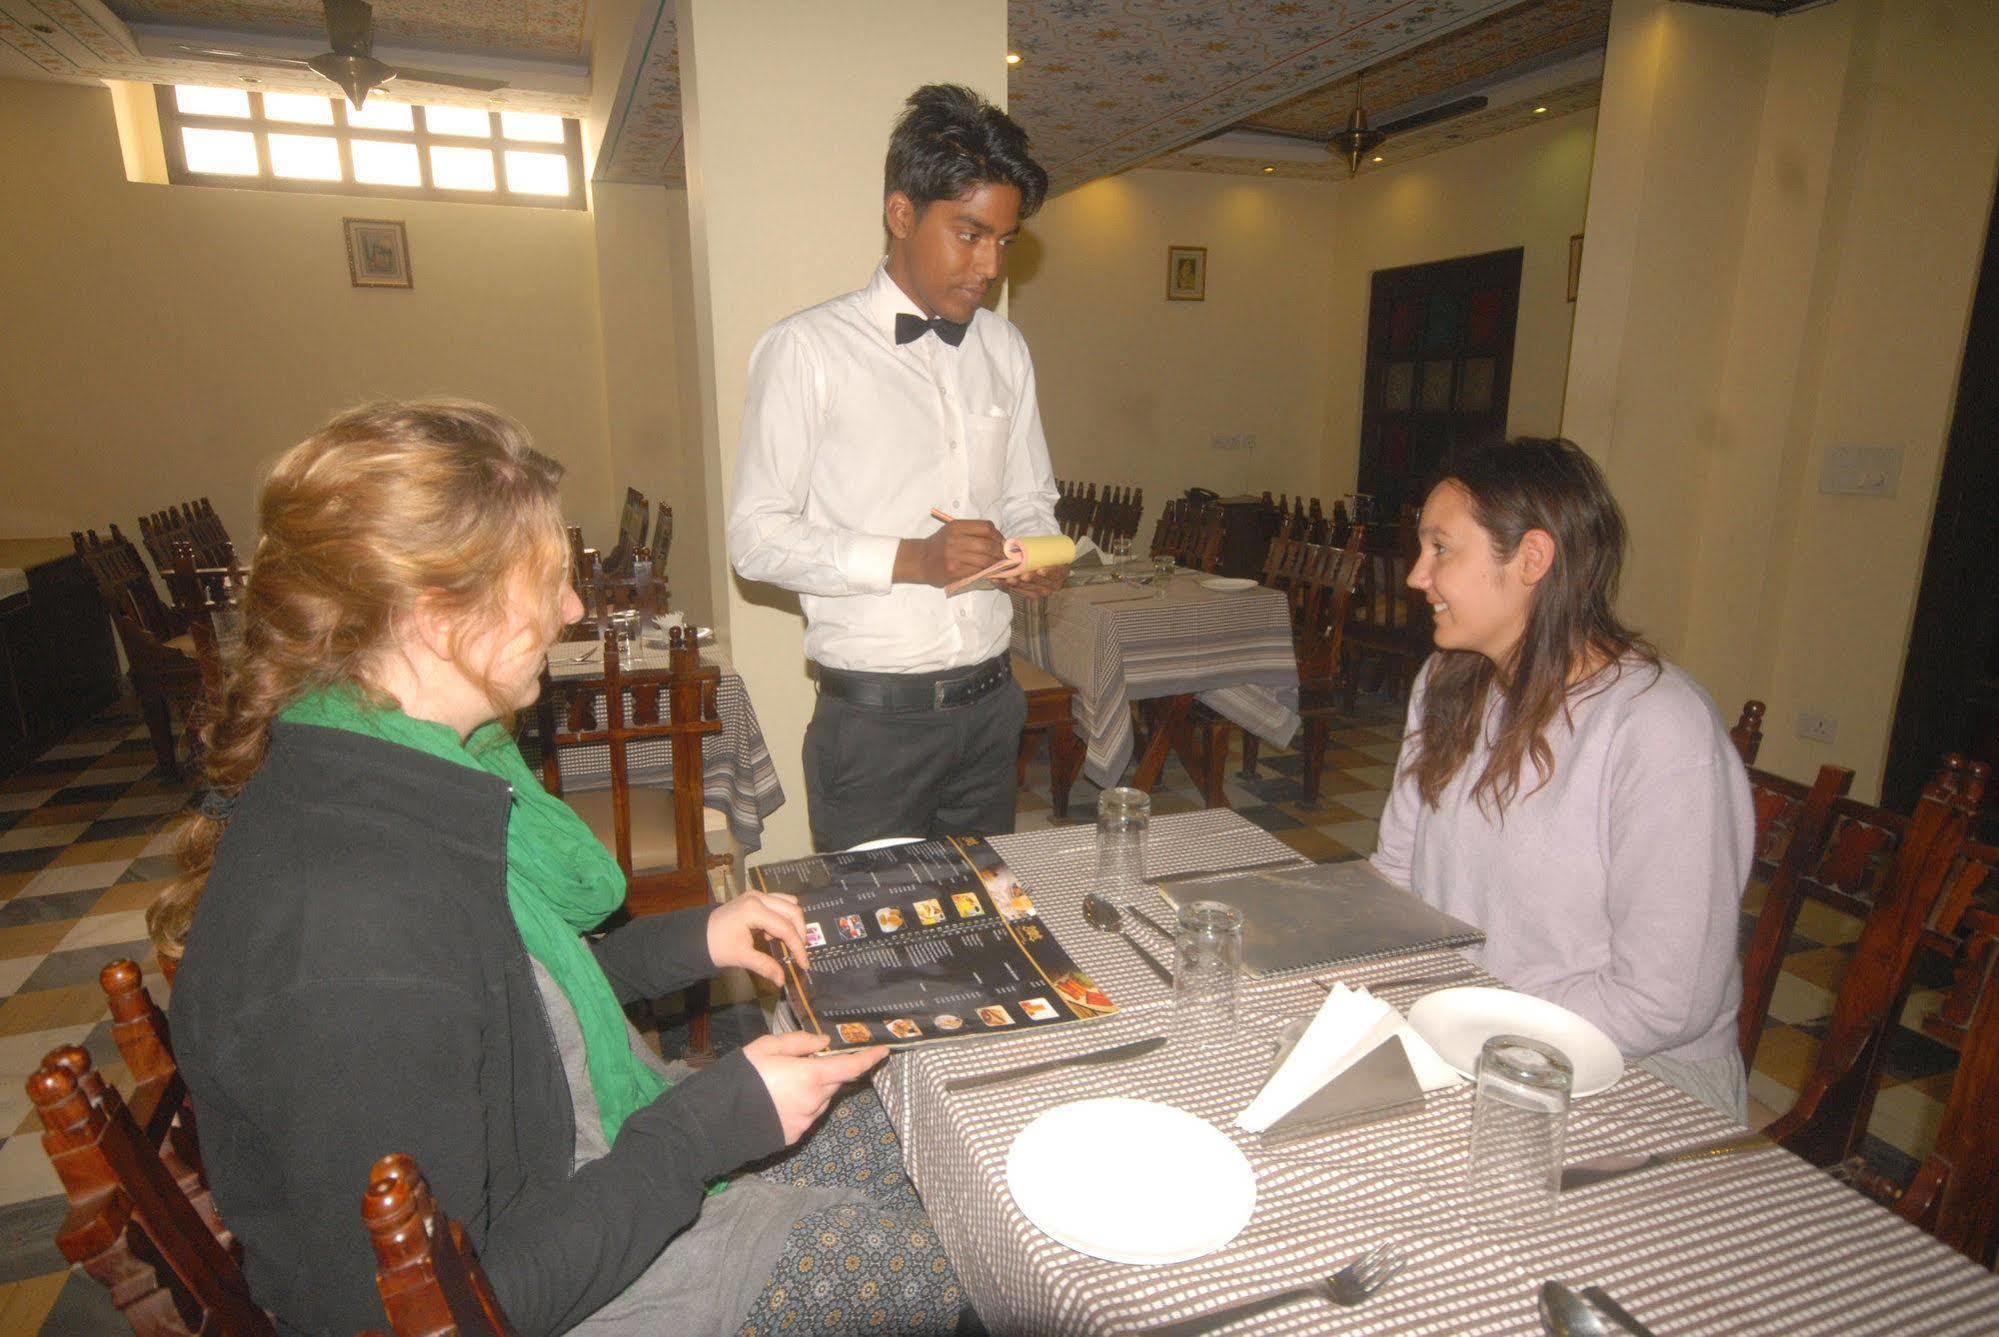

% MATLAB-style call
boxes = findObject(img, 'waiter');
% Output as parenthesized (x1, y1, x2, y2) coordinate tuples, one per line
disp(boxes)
(727, 84, 1066, 852)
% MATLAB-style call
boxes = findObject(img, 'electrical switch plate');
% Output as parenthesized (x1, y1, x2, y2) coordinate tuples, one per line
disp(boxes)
(1820, 445, 1901, 497)
(1797, 711, 1837, 745)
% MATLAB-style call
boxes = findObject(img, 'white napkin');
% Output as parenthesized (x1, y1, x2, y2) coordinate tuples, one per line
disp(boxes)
(1234, 984, 1460, 1132)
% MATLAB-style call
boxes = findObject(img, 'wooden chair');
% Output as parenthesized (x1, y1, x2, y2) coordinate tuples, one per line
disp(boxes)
(1255, 529, 1369, 799)
(1148, 498, 1188, 560)
(653, 503, 674, 567)
(1843, 896, 1999, 1268)
(29, 960, 272, 1336)
(1917, 833, 1999, 1051)
(363, 1154, 513, 1337)
(73, 527, 202, 778)
(1731, 699, 1766, 764)
(538, 628, 729, 918)
(1762, 756, 1988, 1168)
(1738, 755, 1856, 1064)
(138, 499, 236, 582)
(1012, 654, 1084, 820)
(1341, 526, 1432, 709)
(1186, 503, 1227, 574)
(600, 488, 650, 578)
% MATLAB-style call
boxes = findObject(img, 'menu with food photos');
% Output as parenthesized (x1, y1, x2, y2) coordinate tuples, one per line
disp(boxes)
(750, 835, 1117, 1051)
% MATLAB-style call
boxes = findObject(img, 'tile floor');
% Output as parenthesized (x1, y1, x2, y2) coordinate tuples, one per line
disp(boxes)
(0, 695, 1954, 1330)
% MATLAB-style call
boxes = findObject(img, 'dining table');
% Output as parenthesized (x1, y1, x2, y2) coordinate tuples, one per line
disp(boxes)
(1011, 567, 1301, 797)
(863, 810, 1999, 1335)
(531, 634, 785, 856)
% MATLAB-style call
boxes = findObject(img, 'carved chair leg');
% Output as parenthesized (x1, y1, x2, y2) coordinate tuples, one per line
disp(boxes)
(1048, 723, 1084, 822)
(1300, 717, 1330, 804)
(1239, 734, 1261, 781)
(138, 691, 180, 782)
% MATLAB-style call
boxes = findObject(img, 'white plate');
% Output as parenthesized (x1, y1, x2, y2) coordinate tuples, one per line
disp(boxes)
(1405, 986, 1625, 1097)
(1197, 576, 1257, 592)
(1005, 1097, 1255, 1265)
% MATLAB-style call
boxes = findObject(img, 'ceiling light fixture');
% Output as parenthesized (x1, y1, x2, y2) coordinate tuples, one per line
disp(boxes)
(1262, 165, 1276, 174)
(1532, 105, 1549, 114)
(1371, 155, 1383, 163)
(1006, 52, 1022, 65)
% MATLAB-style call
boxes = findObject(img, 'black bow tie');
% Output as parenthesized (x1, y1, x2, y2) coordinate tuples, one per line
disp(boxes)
(895, 311, 969, 348)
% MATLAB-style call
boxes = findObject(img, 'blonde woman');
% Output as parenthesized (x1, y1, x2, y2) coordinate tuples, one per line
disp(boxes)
(1370, 439, 1753, 1121)
(154, 403, 962, 1334)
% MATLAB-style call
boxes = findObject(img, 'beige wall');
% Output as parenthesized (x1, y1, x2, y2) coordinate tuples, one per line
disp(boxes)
(590, 181, 713, 626)
(1009, 169, 1337, 513)
(1320, 108, 1598, 501)
(0, 78, 618, 549)
(1567, 0, 1999, 797)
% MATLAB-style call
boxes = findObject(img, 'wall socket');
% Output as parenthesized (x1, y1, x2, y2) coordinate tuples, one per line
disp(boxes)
(1209, 433, 1258, 452)
(1797, 710, 1838, 745)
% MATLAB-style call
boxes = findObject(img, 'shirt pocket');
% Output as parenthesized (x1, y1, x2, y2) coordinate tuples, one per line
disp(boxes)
(966, 411, 1011, 504)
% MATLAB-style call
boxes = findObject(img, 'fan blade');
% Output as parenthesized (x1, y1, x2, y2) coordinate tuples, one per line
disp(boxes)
(388, 66, 509, 92)
(323, 0, 373, 57)
(174, 46, 313, 69)
(1376, 95, 1487, 137)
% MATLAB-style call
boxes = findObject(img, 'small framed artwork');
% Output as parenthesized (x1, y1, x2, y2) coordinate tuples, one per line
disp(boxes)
(1567, 232, 1584, 303)
(1167, 245, 1207, 301)
(345, 218, 412, 289)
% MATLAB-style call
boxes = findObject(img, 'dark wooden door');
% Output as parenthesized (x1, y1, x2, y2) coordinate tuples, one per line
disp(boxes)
(1885, 189, 1999, 839)
(1356, 248, 1523, 519)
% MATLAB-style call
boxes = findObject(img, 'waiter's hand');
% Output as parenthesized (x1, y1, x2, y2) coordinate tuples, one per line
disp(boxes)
(708, 890, 809, 986)
(996, 564, 1069, 599)
(895, 519, 1006, 587)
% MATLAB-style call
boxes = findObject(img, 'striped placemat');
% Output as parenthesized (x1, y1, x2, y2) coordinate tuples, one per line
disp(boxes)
(871, 813, 1999, 1335)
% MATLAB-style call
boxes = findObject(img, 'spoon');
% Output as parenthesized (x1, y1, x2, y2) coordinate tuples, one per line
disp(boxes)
(1080, 892, 1174, 984)
(1539, 1282, 1611, 1337)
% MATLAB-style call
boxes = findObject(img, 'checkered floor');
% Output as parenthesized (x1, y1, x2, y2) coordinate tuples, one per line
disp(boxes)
(0, 695, 1952, 1330)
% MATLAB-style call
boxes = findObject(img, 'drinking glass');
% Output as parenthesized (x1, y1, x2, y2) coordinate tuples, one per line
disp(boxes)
(1094, 786, 1149, 898)
(1150, 555, 1175, 598)
(1466, 1034, 1572, 1222)
(606, 610, 640, 663)
(1171, 900, 1244, 1048)
(1109, 536, 1133, 564)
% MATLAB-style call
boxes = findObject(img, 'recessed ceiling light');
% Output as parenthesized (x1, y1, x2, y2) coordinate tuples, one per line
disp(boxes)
(1532, 105, 1549, 114)
(1006, 52, 1022, 65)
(1262, 165, 1276, 174)
(1371, 155, 1383, 163)
(242, 76, 261, 84)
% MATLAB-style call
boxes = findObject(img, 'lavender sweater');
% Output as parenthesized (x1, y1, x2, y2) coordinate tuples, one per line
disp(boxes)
(1371, 655, 1752, 1065)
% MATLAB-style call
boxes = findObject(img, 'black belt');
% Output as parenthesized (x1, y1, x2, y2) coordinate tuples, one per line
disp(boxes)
(815, 654, 1012, 712)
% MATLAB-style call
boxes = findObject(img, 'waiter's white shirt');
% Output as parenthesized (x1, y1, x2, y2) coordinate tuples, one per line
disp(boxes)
(727, 263, 1060, 674)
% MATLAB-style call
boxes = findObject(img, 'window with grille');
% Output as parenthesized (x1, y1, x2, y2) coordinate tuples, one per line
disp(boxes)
(154, 84, 584, 210)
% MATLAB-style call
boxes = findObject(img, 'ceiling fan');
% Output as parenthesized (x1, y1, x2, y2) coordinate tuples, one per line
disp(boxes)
(1249, 85, 1489, 177)
(174, 0, 506, 109)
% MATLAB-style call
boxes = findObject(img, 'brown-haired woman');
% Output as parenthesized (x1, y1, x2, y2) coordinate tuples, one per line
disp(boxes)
(154, 401, 962, 1334)
(1369, 438, 1753, 1121)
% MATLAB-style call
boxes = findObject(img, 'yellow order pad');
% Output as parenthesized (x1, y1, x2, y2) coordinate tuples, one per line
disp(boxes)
(945, 534, 1077, 594)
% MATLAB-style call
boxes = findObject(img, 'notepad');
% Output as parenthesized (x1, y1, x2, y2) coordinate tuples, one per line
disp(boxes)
(1153, 859, 1484, 977)
(929, 509, 1078, 594)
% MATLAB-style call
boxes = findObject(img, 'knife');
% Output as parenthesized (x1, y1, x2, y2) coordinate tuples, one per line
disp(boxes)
(1150, 855, 1302, 887)
(1561, 1130, 1775, 1191)
(1583, 1286, 1661, 1337)
(942, 1035, 1168, 1093)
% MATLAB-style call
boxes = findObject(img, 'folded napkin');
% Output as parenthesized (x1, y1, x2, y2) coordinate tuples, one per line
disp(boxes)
(1235, 984, 1459, 1133)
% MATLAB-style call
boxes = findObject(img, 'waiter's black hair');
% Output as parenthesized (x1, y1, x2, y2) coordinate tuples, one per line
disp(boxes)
(885, 84, 1049, 219)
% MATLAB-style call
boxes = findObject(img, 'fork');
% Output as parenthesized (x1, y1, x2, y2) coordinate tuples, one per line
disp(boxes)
(1149, 1242, 1407, 1335)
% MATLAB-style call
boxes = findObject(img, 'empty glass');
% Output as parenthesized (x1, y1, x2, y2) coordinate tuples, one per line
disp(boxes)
(1094, 787, 1149, 897)
(1171, 900, 1244, 1048)
(1466, 1034, 1572, 1222)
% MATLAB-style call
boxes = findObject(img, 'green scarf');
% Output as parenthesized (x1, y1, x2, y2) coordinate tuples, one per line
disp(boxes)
(280, 686, 670, 1150)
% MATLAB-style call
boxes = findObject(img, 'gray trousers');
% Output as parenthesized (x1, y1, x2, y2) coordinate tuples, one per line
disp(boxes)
(803, 679, 1027, 852)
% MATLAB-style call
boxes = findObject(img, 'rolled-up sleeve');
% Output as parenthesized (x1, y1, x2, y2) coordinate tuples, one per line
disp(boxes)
(728, 325, 901, 597)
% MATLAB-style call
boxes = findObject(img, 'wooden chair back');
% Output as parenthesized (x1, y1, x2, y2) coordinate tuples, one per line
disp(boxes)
(653, 503, 674, 566)
(1340, 526, 1432, 705)
(1147, 498, 1184, 559)
(139, 500, 236, 580)
(74, 527, 201, 778)
(363, 1154, 514, 1336)
(29, 961, 271, 1336)
(1739, 757, 1856, 1062)
(74, 527, 184, 646)
(1918, 834, 1999, 1051)
(1765, 756, 1989, 1166)
(602, 488, 650, 577)
(536, 627, 726, 916)
(1295, 526, 1368, 681)
(589, 548, 671, 623)
(1259, 534, 1312, 611)
(1187, 503, 1227, 574)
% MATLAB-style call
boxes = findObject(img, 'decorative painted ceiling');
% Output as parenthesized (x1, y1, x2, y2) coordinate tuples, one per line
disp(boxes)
(3, 0, 1608, 191)
(102, 0, 586, 53)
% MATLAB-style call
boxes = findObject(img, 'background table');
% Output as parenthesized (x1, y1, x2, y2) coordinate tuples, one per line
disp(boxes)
(1012, 572, 1301, 790)
(872, 812, 1999, 1335)
(531, 641, 785, 855)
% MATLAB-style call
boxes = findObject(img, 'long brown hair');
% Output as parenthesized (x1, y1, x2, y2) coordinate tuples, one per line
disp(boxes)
(1410, 438, 1656, 815)
(148, 401, 568, 965)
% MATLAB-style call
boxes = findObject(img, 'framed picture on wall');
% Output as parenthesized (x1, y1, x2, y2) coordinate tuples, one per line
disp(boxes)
(1167, 245, 1207, 301)
(345, 218, 412, 289)
(1567, 233, 1584, 303)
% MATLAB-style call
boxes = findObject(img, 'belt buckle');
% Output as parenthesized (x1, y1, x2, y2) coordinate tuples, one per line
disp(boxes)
(933, 680, 950, 711)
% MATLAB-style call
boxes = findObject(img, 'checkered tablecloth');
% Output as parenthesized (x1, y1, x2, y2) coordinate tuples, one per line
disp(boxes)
(1012, 573, 1301, 788)
(872, 811, 1999, 1335)
(531, 646, 784, 855)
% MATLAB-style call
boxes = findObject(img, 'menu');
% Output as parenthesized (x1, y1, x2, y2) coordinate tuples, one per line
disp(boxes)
(750, 836, 1117, 1051)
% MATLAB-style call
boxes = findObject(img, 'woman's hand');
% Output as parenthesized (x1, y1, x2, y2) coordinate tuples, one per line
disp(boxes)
(707, 890, 809, 988)
(743, 1032, 889, 1143)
